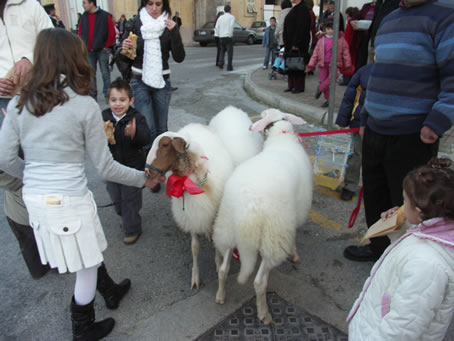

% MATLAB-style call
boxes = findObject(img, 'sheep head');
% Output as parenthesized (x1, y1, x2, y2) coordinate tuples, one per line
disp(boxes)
(250, 109, 306, 134)
(145, 132, 189, 179)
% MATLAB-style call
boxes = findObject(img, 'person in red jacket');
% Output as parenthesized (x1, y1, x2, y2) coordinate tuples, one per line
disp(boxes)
(78, 0, 116, 101)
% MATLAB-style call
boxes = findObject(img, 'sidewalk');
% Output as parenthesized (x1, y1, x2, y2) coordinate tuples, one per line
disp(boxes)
(244, 67, 454, 158)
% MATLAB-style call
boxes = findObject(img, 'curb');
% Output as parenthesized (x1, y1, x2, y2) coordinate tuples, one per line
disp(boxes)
(243, 70, 336, 125)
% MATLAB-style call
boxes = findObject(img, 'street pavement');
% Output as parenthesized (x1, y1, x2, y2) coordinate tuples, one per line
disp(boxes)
(1, 44, 453, 340)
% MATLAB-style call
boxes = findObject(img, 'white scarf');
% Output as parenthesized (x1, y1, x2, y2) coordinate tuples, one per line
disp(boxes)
(140, 8, 168, 89)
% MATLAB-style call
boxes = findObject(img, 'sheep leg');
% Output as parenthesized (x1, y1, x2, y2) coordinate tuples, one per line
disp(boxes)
(215, 249, 222, 273)
(191, 233, 200, 289)
(216, 249, 232, 305)
(254, 260, 273, 325)
(289, 244, 301, 264)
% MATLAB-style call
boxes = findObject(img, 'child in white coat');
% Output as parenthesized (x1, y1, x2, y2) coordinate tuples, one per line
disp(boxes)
(348, 158, 454, 340)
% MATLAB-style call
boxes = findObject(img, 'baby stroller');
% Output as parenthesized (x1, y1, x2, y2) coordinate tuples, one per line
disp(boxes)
(269, 47, 286, 80)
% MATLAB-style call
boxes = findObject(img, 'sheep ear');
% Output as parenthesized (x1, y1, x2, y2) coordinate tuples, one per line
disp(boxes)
(250, 118, 272, 132)
(172, 137, 186, 154)
(284, 113, 306, 125)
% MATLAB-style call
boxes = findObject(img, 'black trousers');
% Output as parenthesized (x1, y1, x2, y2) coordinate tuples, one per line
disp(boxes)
(219, 37, 233, 68)
(7, 217, 49, 279)
(362, 127, 439, 254)
(215, 37, 221, 66)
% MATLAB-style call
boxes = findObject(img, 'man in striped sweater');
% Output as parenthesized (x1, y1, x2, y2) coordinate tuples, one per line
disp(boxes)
(344, 0, 454, 262)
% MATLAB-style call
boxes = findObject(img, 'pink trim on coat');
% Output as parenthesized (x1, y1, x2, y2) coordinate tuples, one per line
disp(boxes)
(347, 217, 454, 322)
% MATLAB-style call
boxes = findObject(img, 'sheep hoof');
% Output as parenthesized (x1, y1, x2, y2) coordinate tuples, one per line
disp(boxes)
(260, 312, 273, 325)
(289, 254, 301, 264)
(191, 279, 200, 290)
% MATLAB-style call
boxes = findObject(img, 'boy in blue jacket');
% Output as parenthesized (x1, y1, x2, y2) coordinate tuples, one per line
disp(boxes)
(336, 63, 372, 201)
(262, 17, 278, 69)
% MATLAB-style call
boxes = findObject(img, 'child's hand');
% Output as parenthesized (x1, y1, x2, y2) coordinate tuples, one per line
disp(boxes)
(125, 118, 136, 138)
(381, 206, 400, 220)
(122, 38, 133, 51)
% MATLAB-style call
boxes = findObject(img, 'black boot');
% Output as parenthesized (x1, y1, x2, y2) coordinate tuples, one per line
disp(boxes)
(71, 297, 115, 341)
(97, 263, 131, 310)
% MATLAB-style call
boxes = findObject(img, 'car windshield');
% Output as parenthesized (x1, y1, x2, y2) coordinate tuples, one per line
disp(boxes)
(202, 22, 215, 29)
(251, 21, 264, 28)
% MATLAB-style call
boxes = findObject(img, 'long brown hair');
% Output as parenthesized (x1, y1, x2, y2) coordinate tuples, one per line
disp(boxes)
(17, 28, 93, 117)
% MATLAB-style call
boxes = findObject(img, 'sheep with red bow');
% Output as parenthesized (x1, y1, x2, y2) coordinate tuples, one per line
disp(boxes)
(145, 106, 263, 289)
(213, 108, 313, 324)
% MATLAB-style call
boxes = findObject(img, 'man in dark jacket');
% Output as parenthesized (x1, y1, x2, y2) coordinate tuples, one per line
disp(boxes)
(43, 3, 65, 28)
(78, 0, 116, 100)
(283, 0, 311, 93)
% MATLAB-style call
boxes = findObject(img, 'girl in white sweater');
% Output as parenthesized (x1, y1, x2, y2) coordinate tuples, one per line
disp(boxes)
(348, 158, 454, 340)
(0, 29, 163, 340)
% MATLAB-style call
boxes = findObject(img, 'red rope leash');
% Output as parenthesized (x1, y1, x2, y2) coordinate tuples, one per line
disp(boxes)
(348, 186, 363, 228)
(298, 128, 360, 137)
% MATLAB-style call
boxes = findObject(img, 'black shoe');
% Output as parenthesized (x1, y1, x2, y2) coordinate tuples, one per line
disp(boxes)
(227, 66, 233, 71)
(284, 88, 293, 93)
(172, 87, 178, 91)
(218, 64, 224, 69)
(343, 245, 381, 262)
(292, 89, 302, 94)
(151, 183, 161, 193)
(71, 297, 115, 341)
(340, 188, 354, 201)
(315, 86, 322, 99)
(321, 101, 329, 108)
(97, 263, 131, 310)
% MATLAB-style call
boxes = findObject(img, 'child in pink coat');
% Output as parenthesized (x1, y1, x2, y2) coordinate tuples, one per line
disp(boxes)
(305, 21, 352, 107)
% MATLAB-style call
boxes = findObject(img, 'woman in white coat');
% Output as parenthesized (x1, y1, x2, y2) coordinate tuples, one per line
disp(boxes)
(0, 29, 163, 340)
(348, 158, 454, 340)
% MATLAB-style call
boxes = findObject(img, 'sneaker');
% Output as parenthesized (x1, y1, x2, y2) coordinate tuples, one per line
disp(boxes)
(315, 86, 322, 99)
(343, 245, 381, 262)
(123, 232, 141, 245)
(321, 101, 329, 108)
(340, 188, 354, 201)
(262, 65, 267, 70)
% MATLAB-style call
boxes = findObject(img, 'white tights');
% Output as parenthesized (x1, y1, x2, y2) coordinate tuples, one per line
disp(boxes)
(74, 263, 100, 306)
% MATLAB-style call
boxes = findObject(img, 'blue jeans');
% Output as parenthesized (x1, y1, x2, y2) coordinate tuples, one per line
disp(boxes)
(0, 97, 11, 127)
(87, 49, 111, 99)
(130, 77, 172, 146)
(263, 47, 277, 67)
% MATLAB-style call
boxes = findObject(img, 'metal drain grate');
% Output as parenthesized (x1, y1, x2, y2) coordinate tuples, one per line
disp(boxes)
(196, 292, 347, 341)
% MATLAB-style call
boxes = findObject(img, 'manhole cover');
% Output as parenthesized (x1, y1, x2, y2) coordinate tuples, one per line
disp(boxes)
(196, 292, 347, 341)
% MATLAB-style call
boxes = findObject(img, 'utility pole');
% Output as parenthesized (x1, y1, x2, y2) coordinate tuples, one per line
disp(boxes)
(327, 0, 340, 129)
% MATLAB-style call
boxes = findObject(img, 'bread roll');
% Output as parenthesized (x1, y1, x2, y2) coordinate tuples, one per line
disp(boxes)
(396, 206, 406, 228)
(120, 32, 138, 60)
(104, 121, 116, 145)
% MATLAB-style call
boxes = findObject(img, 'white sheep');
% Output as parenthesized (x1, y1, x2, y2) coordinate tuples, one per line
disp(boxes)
(145, 107, 263, 289)
(212, 108, 313, 324)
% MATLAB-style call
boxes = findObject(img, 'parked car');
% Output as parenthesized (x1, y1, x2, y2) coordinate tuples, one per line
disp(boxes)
(193, 21, 256, 46)
(249, 20, 268, 42)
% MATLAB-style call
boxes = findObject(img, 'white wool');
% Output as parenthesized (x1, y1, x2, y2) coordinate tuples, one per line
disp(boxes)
(208, 106, 264, 166)
(213, 108, 313, 284)
(170, 123, 234, 235)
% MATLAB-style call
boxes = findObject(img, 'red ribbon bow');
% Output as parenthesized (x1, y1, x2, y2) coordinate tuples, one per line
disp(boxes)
(166, 174, 205, 198)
